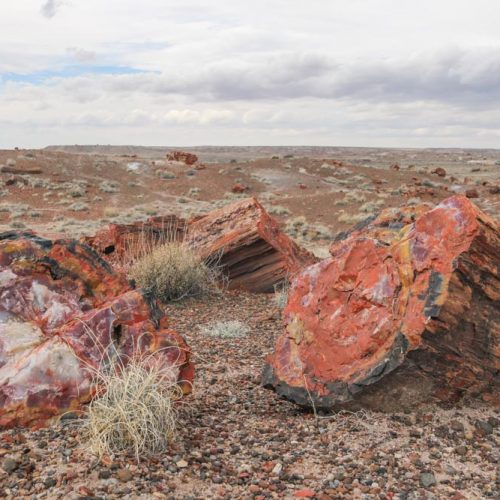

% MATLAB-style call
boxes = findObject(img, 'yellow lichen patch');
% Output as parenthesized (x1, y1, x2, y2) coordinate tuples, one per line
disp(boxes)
(286, 315, 304, 345)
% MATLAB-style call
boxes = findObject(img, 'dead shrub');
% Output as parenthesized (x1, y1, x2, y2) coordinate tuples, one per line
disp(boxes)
(273, 280, 290, 309)
(199, 320, 250, 339)
(82, 349, 184, 461)
(129, 241, 220, 302)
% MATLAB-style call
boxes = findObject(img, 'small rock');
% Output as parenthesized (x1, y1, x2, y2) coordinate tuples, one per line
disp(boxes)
(2, 458, 19, 473)
(117, 469, 133, 482)
(232, 183, 247, 194)
(432, 167, 447, 177)
(465, 188, 479, 199)
(99, 469, 111, 479)
(449, 420, 464, 432)
(294, 489, 316, 498)
(420, 472, 437, 488)
(272, 462, 283, 476)
(487, 416, 499, 428)
(475, 420, 493, 435)
(44, 477, 57, 488)
(455, 446, 467, 456)
(176, 459, 188, 469)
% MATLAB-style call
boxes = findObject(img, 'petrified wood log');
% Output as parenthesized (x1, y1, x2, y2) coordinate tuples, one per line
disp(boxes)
(166, 151, 198, 165)
(84, 199, 316, 293)
(0, 231, 193, 428)
(82, 215, 187, 268)
(263, 196, 499, 411)
(185, 198, 317, 293)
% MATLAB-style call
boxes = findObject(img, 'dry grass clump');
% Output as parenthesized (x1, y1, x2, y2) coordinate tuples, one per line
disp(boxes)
(83, 352, 183, 461)
(200, 320, 250, 339)
(99, 180, 120, 193)
(273, 280, 290, 309)
(68, 202, 89, 212)
(337, 210, 369, 224)
(129, 241, 219, 302)
(267, 205, 291, 216)
(285, 217, 332, 241)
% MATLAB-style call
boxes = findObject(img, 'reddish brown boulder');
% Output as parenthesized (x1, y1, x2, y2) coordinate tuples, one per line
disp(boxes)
(231, 183, 247, 194)
(466, 188, 479, 198)
(0, 231, 193, 428)
(167, 151, 198, 165)
(185, 198, 317, 292)
(263, 196, 499, 410)
(432, 167, 447, 177)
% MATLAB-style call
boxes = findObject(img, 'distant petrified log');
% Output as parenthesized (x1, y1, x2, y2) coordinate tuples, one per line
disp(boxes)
(167, 151, 198, 165)
(185, 198, 317, 292)
(0, 165, 42, 175)
(263, 196, 499, 411)
(84, 199, 316, 293)
(0, 232, 193, 428)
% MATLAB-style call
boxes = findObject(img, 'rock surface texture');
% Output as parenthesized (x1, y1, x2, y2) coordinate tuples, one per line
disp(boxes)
(263, 196, 499, 411)
(185, 198, 317, 292)
(0, 232, 193, 428)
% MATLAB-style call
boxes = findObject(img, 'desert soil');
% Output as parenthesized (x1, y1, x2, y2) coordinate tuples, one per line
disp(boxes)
(0, 147, 498, 499)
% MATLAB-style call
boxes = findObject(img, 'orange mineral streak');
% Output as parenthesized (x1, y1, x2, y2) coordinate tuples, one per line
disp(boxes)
(265, 196, 499, 407)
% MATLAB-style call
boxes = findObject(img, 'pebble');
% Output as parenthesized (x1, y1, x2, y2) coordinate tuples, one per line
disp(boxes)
(420, 472, 437, 488)
(449, 420, 464, 432)
(2, 458, 19, 473)
(117, 469, 133, 482)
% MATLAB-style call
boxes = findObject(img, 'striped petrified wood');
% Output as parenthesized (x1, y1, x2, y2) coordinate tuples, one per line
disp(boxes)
(185, 198, 317, 293)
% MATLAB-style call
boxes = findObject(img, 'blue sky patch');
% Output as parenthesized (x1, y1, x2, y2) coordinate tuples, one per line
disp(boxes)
(1, 65, 150, 84)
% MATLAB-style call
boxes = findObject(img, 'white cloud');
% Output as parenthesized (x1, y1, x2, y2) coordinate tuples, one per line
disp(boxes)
(40, 0, 63, 19)
(66, 47, 97, 63)
(1, 1, 500, 147)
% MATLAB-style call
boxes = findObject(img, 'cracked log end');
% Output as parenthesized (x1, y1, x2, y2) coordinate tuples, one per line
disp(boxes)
(263, 196, 499, 411)
(186, 197, 317, 292)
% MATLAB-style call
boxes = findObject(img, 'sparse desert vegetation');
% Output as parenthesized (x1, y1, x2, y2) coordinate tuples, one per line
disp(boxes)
(0, 146, 498, 500)
(83, 351, 183, 462)
(129, 241, 220, 302)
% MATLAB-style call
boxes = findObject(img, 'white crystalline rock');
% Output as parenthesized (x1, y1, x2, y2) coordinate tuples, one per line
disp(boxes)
(0, 318, 43, 365)
(0, 338, 89, 403)
(0, 269, 17, 286)
(30, 281, 81, 331)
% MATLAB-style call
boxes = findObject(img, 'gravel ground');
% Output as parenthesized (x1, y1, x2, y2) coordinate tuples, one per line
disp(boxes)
(0, 291, 498, 499)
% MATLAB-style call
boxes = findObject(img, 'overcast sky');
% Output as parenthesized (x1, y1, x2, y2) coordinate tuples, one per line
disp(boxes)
(1, 0, 500, 148)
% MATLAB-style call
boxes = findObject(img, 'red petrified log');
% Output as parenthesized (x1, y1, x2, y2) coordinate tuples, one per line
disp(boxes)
(82, 215, 186, 268)
(167, 151, 198, 165)
(263, 196, 499, 410)
(0, 231, 193, 428)
(84, 199, 316, 293)
(185, 198, 317, 293)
